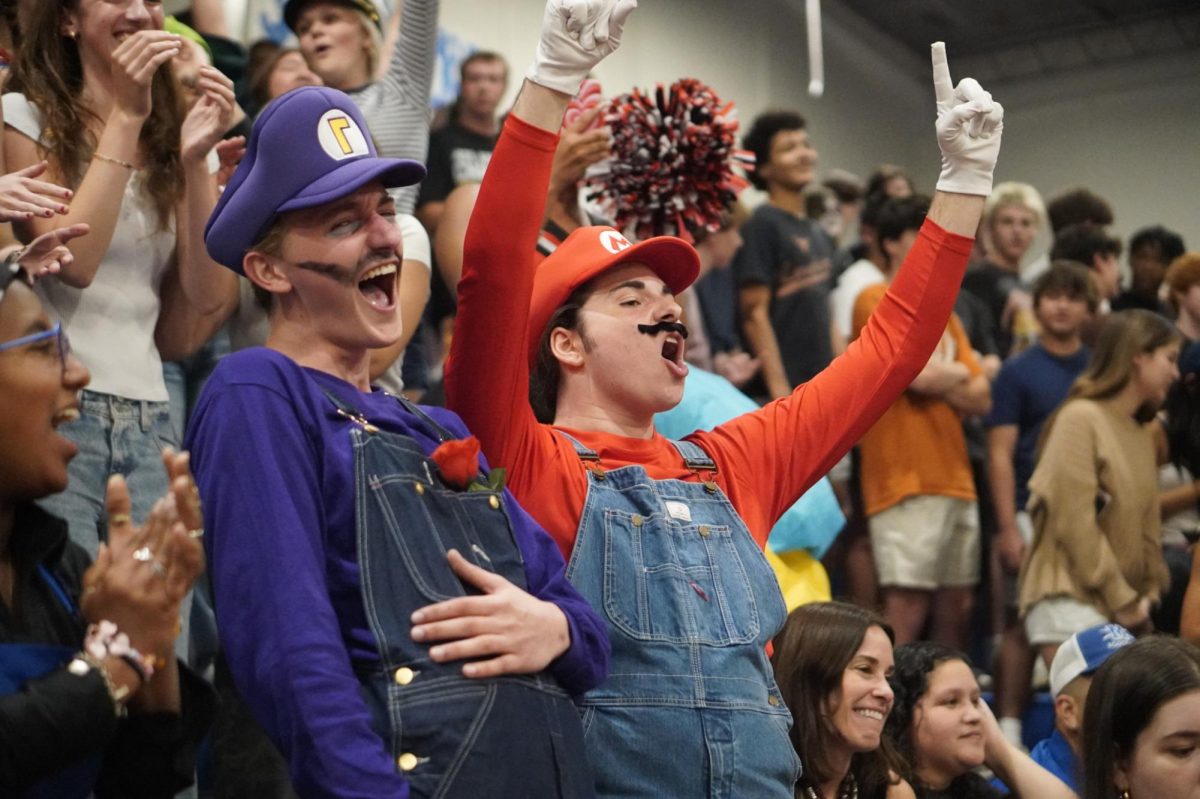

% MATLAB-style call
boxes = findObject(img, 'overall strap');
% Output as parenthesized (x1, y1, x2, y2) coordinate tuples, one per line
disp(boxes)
(389, 394, 460, 443)
(36, 563, 81, 621)
(668, 439, 718, 472)
(553, 430, 600, 462)
(319, 388, 379, 434)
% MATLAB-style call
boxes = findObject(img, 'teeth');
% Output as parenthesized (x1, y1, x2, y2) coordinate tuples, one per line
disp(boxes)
(53, 408, 80, 426)
(855, 709, 885, 721)
(360, 264, 396, 282)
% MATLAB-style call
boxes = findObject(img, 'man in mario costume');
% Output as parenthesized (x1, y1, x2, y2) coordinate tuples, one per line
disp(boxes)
(444, 0, 1005, 793)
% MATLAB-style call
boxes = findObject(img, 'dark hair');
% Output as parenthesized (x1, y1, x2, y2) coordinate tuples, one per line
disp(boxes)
(459, 50, 508, 84)
(1047, 188, 1114, 234)
(885, 642, 994, 798)
(858, 192, 890, 231)
(823, 173, 864, 205)
(1050, 223, 1122, 267)
(875, 195, 930, 248)
(866, 164, 913, 204)
(1165, 341, 1200, 476)
(1129, 225, 1186, 265)
(743, 110, 806, 191)
(804, 186, 836, 221)
(8, 0, 186, 231)
(1082, 636, 1200, 799)
(1032, 260, 1100, 314)
(772, 602, 903, 797)
(530, 284, 591, 423)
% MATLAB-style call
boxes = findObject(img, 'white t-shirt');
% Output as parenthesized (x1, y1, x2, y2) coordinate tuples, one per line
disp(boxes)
(830, 258, 885, 340)
(4, 92, 175, 401)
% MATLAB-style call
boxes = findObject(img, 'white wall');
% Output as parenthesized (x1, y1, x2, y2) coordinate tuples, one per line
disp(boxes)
(439, 0, 936, 193)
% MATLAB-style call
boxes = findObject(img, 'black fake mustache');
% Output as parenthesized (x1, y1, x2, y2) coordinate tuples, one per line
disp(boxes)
(637, 321, 689, 340)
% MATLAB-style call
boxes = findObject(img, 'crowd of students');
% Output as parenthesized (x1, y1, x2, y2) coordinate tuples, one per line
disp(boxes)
(0, 0, 1198, 798)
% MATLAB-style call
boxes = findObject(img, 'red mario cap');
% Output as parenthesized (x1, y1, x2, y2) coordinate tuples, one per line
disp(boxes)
(526, 226, 700, 369)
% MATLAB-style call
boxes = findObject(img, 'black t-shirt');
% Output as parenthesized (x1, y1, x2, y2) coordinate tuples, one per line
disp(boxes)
(731, 204, 835, 386)
(916, 773, 1006, 799)
(960, 261, 1024, 357)
(416, 122, 498, 207)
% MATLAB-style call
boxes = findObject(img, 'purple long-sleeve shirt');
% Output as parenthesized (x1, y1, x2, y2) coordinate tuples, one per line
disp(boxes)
(185, 348, 609, 798)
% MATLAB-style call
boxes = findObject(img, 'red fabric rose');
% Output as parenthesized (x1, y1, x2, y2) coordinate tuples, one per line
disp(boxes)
(430, 436, 481, 490)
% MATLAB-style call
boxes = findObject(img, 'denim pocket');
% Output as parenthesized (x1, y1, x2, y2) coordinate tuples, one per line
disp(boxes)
(602, 508, 760, 645)
(393, 682, 494, 799)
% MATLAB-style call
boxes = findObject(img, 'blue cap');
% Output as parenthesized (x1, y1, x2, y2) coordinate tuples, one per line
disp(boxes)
(205, 86, 425, 274)
(1049, 623, 1135, 695)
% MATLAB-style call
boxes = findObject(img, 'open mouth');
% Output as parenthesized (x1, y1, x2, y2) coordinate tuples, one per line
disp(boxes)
(314, 43, 333, 58)
(358, 263, 397, 311)
(659, 333, 689, 378)
(51, 406, 80, 428)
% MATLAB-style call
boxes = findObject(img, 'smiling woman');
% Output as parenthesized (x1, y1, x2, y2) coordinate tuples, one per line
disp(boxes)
(886, 642, 1075, 799)
(771, 601, 912, 799)
(0, 265, 213, 797)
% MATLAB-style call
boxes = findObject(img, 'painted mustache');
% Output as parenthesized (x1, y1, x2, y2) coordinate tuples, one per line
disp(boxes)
(637, 321, 690, 340)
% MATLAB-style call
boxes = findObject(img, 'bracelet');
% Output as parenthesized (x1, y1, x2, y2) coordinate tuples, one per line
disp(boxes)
(68, 652, 130, 717)
(92, 151, 137, 170)
(83, 620, 156, 684)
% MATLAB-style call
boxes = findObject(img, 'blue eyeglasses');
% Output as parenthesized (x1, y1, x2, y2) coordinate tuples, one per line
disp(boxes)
(0, 321, 72, 369)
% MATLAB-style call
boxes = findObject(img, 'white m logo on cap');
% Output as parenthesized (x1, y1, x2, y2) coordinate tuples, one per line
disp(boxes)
(317, 110, 370, 161)
(599, 230, 632, 254)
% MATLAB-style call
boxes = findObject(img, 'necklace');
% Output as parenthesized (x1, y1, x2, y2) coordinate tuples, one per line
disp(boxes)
(802, 773, 858, 799)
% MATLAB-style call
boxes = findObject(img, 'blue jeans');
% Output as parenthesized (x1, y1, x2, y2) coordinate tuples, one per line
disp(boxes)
(37, 389, 190, 661)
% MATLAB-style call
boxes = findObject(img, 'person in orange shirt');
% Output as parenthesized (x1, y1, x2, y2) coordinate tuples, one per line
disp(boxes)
(852, 194, 991, 650)
(444, 8, 1004, 793)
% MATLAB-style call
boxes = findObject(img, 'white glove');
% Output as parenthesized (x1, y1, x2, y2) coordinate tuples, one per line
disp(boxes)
(527, 0, 638, 96)
(931, 42, 1004, 196)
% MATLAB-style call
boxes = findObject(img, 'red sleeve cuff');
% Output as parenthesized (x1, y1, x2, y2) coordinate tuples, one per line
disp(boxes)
(919, 217, 975, 257)
(503, 113, 561, 154)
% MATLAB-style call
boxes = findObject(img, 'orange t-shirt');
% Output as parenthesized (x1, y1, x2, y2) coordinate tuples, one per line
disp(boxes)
(851, 283, 981, 516)
(446, 115, 975, 560)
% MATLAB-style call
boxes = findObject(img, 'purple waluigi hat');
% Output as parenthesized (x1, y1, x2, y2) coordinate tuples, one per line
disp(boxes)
(205, 86, 425, 274)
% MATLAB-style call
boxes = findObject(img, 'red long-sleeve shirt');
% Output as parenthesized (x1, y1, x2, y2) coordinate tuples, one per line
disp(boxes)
(445, 115, 974, 561)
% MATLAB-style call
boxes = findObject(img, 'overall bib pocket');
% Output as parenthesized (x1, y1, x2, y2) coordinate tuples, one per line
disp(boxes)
(602, 508, 760, 645)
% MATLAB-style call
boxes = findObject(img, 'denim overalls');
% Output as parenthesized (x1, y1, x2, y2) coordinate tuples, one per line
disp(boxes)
(0, 565, 103, 798)
(329, 392, 593, 798)
(560, 434, 800, 798)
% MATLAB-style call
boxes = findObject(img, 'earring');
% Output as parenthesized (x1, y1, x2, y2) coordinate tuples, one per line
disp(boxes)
(1118, 788, 1131, 799)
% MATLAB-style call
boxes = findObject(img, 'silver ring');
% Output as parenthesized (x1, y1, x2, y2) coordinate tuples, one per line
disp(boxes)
(132, 546, 154, 562)
(151, 561, 167, 579)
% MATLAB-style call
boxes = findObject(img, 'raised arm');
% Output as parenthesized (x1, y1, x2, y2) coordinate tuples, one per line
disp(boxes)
(445, 0, 636, 477)
(699, 43, 1002, 525)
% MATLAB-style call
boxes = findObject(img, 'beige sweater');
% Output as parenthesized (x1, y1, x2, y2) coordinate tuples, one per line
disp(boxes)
(1018, 398, 1169, 617)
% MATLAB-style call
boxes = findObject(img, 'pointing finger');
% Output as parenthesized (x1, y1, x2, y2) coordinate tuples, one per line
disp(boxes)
(931, 42, 954, 108)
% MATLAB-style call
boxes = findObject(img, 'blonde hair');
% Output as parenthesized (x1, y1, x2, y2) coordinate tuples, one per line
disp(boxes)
(983, 181, 1047, 230)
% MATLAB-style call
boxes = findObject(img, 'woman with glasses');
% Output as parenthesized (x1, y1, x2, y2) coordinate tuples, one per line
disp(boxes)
(0, 261, 212, 796)
(2, 0, 237, 563)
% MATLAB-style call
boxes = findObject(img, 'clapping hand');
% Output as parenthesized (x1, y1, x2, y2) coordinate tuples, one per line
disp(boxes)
(180, 66, 237, 165)
(0, 162, 72, 223)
